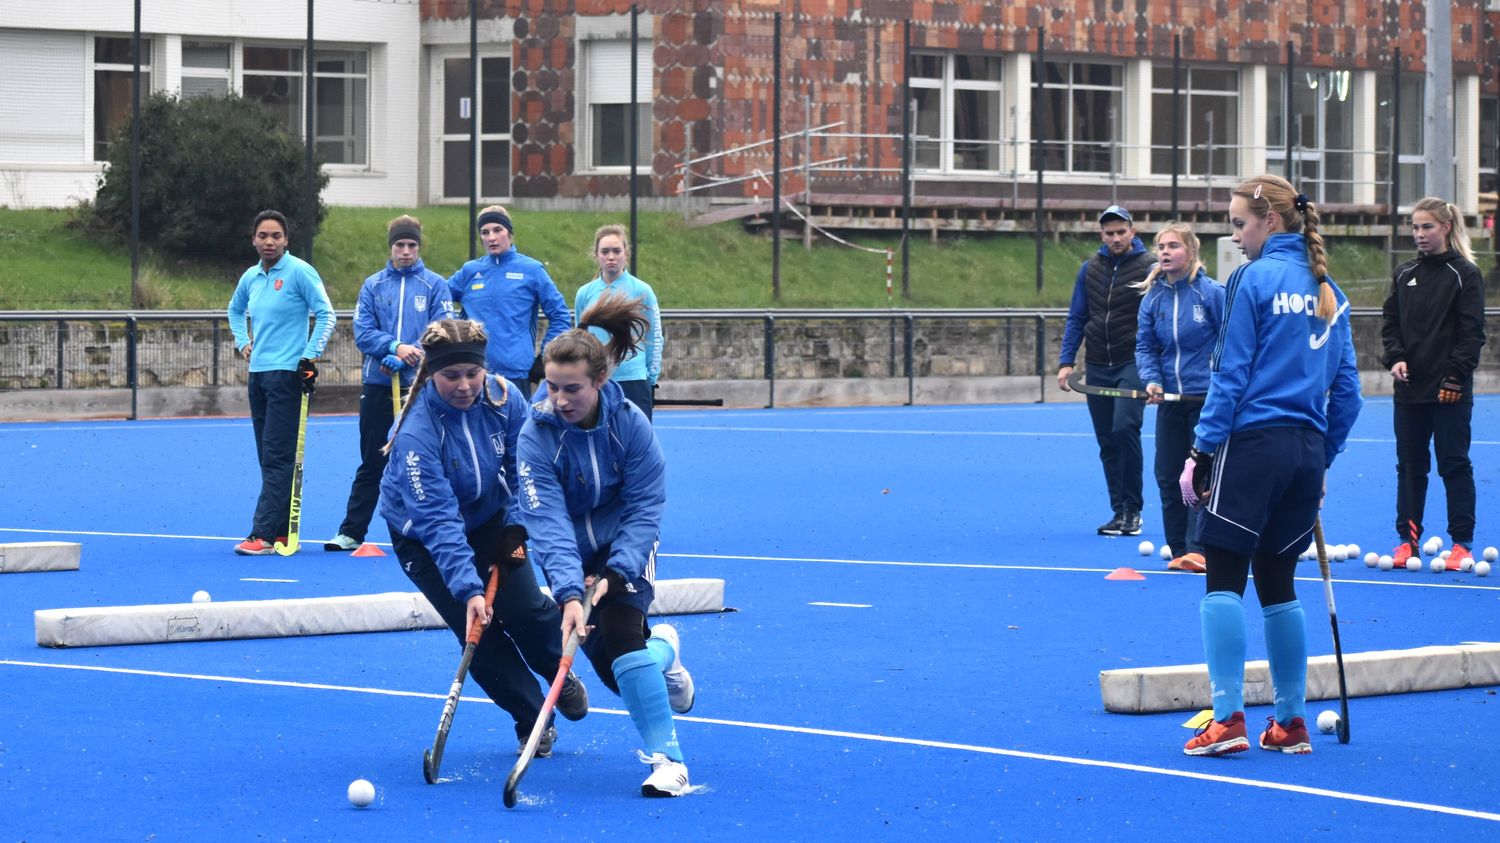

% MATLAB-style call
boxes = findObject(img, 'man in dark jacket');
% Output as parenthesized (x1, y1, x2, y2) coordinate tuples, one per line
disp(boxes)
(1058, 206, 1152, 536)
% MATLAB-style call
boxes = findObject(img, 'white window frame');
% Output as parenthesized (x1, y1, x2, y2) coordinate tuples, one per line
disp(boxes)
(180, 39, 234, 101)
(311, 49, 369, 167)
(1033, 59, 1124, 175)
(910, 53, 1004, 175)
(238, 41, 372, 170)
(427, 45, 512, 203)
(578, 38, 652, 173)
(1149, 64, 1240, 179)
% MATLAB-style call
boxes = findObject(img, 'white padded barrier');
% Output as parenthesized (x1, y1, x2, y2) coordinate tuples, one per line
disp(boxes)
(0, 542, 81, 573)
(35, 578, 726, 648)
(1099, 642, 1500, 713)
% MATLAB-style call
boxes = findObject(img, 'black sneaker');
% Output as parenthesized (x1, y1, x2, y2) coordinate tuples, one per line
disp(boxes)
(557, 671, 589, 721)
(1097, 514, 1126, 536)
(515, 719, 557, 758)
(1120, 511, 1143, 536)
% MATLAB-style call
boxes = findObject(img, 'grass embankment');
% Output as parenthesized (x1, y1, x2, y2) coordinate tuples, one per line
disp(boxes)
(0, 206, 1396, 310)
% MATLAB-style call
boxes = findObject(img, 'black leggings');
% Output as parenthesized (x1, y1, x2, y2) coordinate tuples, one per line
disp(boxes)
(1203, 543, 1300, 607)
(581, 600, 650, 695)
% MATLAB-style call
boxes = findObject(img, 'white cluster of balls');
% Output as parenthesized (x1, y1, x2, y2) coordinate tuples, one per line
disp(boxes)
(1300, 542, 1359, 562)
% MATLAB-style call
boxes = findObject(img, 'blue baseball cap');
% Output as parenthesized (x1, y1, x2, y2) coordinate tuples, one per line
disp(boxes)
(1099, 205, 1133, 224)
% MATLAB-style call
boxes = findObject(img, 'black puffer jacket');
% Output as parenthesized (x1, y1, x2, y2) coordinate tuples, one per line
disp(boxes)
(1380, 250, 1486, 403)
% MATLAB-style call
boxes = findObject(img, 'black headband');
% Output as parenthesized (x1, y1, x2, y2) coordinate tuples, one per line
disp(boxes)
(388, 223, 422, 246)
(476, 211, 513, 234)
(424, 341, 487, 372)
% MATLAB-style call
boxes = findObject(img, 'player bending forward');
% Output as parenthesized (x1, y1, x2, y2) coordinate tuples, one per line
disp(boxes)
(1180, 175, 1362, 757)
(517, 293, 697, 797)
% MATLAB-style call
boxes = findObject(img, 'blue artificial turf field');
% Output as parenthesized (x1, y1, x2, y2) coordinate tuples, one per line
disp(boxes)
(2, 398, 1499, 840)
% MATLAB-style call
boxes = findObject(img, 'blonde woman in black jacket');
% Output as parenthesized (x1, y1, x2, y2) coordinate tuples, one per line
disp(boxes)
(1380, 197, 1487, 571)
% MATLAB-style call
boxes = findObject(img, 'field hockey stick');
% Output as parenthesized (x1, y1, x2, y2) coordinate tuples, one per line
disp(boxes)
(391, 378, 402, 417)
(503, 579, 601, 809)
(1065, 369, 1203, 403)
(273, 390, 310, 556)
(1312, 517, 1352, 744)
(423, 562, 503, 784)
(654, 397, 724, 407)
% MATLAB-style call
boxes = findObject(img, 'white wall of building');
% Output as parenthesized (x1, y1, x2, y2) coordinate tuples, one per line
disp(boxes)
(0, 1, 422, 209)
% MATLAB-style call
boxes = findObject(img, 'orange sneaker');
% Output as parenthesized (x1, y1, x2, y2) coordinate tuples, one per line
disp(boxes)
(1259, 715, 1312, 754)
(1447, 544, 1472, 572)
(1391, 541, 1418, 570)
(234, 536, 276, 556)
(1169, 552, 1207, 573)
(1184, 711, 1248, 756)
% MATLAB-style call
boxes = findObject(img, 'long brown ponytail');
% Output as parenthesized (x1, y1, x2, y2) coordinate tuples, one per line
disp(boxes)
(543, 292, 649, 381)
(1231, 174, 1337, 322)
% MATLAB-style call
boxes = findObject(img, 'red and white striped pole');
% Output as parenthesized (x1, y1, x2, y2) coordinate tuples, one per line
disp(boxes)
(885, 248, 894, 303)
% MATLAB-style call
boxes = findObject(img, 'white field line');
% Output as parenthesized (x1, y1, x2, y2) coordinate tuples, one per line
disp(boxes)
(2, 658, 1497, 824)
(240, 578, 299, 583)
(1, 527, 1495, 593)
(808, 601, 872, 608)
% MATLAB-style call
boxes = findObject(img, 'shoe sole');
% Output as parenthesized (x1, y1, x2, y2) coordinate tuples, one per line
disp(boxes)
(323, 544, 357, 552)
(557, 678, 589, 722)
(1184, 736, 1249, 757)
(1259, 737, 1311, 754)
(234, 548, 274, 556)
(1098, 528, 1124, 536)
(642, 784, 687, 798)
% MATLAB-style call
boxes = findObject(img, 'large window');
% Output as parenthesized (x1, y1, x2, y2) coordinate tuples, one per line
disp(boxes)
(1478, 97, 1496, 197)
(1032, 60, 1121, 173)
(181, 41, 230, 99)
(1150, 66, 1239, 178)
(1266, 69, 1355, 203)
(582, 40, 650, 169)
(439, 55, 511, 199)
(93, 36, 151, 161)
(910, 53, 1002, 172)
(1375, 73, 1425, 209)
(242, 45, 369, 166)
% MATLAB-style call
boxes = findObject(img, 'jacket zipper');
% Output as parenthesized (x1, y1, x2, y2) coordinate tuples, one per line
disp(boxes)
(460, 413, 483, 498)
(1171, 282, 1182, 393)
(583, 434, 602, 551)
(1103, 261, 1116, 366)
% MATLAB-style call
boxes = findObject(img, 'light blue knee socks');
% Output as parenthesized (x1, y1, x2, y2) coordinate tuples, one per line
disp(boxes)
(613, 649, 683, 762)
(1262, 599, 1307, 725)
(1200, 591, 1246, 721)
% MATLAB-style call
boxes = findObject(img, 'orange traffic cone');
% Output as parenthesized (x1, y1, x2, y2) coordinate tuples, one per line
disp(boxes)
(1105, 566, 1146, 581)
(351, 543, 386, 557)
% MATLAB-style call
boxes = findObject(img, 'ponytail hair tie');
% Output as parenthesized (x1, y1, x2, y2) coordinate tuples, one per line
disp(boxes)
(1294, 193, 1310, 213)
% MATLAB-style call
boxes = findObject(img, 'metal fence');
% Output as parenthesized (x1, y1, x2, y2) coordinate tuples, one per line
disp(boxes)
(2, 308, 1498, 419)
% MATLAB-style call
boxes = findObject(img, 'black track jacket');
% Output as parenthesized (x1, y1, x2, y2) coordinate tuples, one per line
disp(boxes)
(1380, 250, 1486, 403)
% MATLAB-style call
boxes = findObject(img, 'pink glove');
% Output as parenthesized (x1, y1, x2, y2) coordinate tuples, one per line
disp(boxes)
(1180, 449, 1213, 507)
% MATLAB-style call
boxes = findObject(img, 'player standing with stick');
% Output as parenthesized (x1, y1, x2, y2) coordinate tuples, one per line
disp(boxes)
(1135, 223, 1223, 573)
(227, 209, 335, 556)
(325, 215, 454, 552)
(380, 320, 589, 759)
(1180, 175, 1362, 757)
(1380, 197, 1487, 570)
(516, 294, 697, 798)
(574, 224, 664, 421)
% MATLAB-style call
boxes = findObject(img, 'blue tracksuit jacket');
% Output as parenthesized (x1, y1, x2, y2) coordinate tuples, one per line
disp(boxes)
(515, 380, 666, 605)
(227, 252, 336, 371)
(1134, 267, 1224, 396)
(573, 271, 664, 385)
(447, 247, 571, 381)
(353, 259, 455, 387)
(1194, 233, 1363, 467)
(379, 376, 528, 603)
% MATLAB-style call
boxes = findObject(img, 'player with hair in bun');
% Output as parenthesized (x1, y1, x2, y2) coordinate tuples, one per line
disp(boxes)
(1180, 174, 1363, 758)
(380, 319, 589, 759)
(1381, 197, 1487, 572)
(517, 293, 696, 798)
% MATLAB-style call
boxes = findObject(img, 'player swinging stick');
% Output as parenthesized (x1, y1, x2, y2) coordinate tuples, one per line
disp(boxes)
(1180, 175, 1362, 757)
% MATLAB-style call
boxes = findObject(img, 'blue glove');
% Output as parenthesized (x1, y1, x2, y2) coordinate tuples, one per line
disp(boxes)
(381, 354, 407, 372)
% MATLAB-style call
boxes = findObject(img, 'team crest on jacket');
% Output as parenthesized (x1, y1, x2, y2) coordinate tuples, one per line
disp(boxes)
(274, 278, 284, 291)
(490, 433, 505, 457)
(1193, 304, 1206, 323)
(414, 295, 427, 312)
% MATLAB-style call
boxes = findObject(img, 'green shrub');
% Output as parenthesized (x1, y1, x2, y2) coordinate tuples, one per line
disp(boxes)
(90, 93, 329, 265)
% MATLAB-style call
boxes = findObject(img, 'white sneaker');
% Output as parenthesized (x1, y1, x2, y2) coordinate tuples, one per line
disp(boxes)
(650, 623, 695, 714)
(638, 750, 691, 797)
(323, 534, 360, 551)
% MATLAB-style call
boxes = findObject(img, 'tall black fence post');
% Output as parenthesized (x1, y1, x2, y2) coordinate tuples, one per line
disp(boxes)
(629, 4, 640, 274)
(1284, 41, 1294, 181)
(468, 0, 479, 260)
(1034, 27, 1046, 295)
(772, 12, 783, 301)
(1390, 47, 1402, 277)
(900, 20, 912, 299)
(130, 0, 143, 308)
(1170, 34, 1181, 218)
(304, 0, 316, 262)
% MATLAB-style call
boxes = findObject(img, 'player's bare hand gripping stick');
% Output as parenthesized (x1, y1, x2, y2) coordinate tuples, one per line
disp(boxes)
(422, 562, 503, 784)
(1313, 517, 1352, 744)
(273, 390, 311, 556)
(503, 580, 601, 808)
